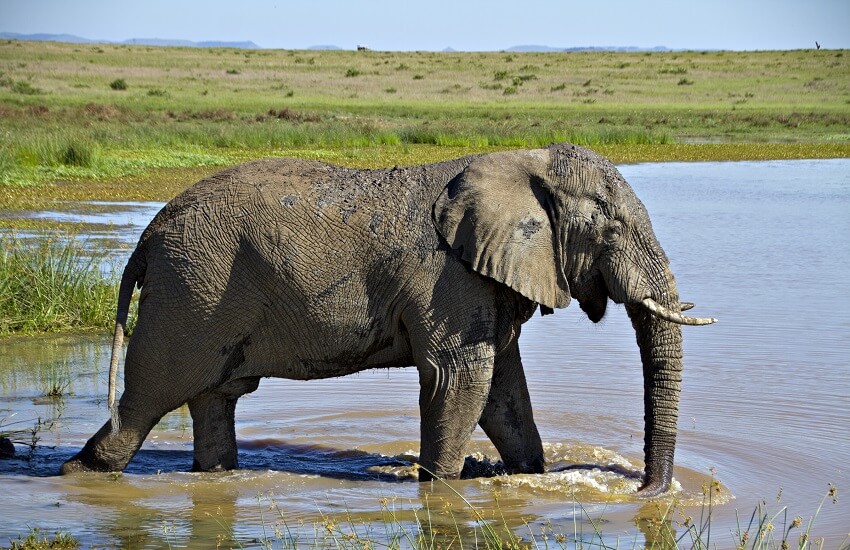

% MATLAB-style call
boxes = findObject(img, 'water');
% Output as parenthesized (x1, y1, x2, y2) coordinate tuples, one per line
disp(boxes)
(1, 159, 848, 548)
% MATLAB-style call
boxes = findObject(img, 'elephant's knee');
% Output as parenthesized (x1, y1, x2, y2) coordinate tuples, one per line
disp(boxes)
(215, 376, 260, 399)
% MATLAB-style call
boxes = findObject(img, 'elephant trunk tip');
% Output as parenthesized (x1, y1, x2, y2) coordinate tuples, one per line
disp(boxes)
(635, 478, 671, 499)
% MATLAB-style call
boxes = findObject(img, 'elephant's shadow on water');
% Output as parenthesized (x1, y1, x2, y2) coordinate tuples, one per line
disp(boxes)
(5, 438, 643, 484)
(126, 441, 644, 483)
(0, 440, 408, 480)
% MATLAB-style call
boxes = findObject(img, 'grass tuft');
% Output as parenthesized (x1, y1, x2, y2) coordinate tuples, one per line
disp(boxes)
(58, 139, 97, 167)
(11, 80, 43, 95)
(7, 527, 79, 549)
(0, 234, 121, 335)
(108, 78, 127, 91)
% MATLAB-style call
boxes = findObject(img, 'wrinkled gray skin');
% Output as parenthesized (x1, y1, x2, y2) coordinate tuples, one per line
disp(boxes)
(61, 144, 708, 497)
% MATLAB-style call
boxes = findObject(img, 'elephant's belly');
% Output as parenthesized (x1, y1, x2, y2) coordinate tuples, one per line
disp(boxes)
(246, 313, 414, 381)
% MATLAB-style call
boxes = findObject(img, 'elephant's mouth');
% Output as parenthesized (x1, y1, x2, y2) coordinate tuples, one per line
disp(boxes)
(577, 273, 608, 323)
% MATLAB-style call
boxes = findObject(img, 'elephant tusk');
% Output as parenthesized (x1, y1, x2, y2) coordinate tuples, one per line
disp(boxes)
(641, 298, 717, 326)
(680, 301, 694, 311)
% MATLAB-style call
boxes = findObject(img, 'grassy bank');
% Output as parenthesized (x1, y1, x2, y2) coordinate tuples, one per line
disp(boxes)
(0, 235, 119, 335)
(1, 41, 848, 191)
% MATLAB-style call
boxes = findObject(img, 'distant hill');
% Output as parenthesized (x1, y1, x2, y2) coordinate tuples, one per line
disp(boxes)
(0, 33, 672, 52)
(506, 44, 671, 52)
(0, 32, 97, 43)
(122, 38, 260, 49)
(0, 32, 261, 49)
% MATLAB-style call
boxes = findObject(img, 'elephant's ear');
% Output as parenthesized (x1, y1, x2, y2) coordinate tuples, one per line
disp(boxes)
(433, 150, 570, 310)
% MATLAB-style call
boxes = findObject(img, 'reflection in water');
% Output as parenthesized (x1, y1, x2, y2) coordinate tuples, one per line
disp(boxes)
(1, 160, 849, 547)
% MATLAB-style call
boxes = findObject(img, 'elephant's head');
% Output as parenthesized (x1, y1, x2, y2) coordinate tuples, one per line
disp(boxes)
(433, 144, 715, 497)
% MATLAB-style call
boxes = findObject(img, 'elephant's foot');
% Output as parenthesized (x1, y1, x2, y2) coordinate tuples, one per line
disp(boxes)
(60, 416, 154, 475)
(191, 459, 232, 473)
(417, 466, 461, 482)
(60, 457, 101, 474)
(504, 454, 545, 475)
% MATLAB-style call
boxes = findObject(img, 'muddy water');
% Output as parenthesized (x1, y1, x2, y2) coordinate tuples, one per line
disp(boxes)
(1, 160, 848, 548)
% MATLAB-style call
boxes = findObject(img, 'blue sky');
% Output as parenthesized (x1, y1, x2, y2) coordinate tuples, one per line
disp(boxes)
(2, 0, 848, 51)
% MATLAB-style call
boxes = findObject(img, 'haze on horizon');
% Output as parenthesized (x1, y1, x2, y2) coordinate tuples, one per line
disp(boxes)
(2, 0, 849, 51)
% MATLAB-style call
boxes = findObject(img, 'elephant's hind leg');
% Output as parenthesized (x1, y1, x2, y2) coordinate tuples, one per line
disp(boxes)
(189, 377, 260, 472)
(478, 340, 544, 474)
(60, 401, 167, 474)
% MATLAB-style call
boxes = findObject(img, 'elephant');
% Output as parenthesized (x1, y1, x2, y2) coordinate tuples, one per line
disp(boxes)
(60, 143, 715, 497)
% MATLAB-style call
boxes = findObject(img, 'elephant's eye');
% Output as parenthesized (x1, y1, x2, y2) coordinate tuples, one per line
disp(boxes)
(603, 220, 623, 244)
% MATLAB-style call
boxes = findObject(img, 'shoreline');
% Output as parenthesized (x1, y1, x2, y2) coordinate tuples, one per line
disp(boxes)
(1, 142, 847, 207)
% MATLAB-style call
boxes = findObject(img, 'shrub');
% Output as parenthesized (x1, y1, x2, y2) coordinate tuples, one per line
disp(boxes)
(6, 527, 79, 550)
(267, 108, 321, 122)
(345, 68, 362, 77)
(11, 80, 43, 95)
(109, 78, 127, 90)
(659, 67, 688, 74)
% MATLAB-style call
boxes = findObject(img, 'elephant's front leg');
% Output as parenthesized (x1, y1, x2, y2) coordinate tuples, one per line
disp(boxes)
(416, 343, 495, 481)
(188, 377, 260, 472)
(478, 339, 544, 474)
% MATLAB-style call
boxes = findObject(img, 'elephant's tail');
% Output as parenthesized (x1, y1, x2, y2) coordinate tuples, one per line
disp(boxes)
(108, 249, 145, 434)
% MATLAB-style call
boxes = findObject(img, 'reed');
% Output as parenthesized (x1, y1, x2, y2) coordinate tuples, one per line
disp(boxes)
(204, 478, 841, 549)
(0, 234, 118, 334)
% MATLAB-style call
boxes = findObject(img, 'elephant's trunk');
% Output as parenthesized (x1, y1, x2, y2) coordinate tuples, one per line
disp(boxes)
(627, 299, 684, 497)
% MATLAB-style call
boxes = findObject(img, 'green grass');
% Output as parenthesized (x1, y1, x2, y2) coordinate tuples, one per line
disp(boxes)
(0, 234, 120, 335)
(0, 41, 847, 190)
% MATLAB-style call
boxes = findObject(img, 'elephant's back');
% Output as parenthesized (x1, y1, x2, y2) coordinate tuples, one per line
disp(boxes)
(137, 158, 326, 241)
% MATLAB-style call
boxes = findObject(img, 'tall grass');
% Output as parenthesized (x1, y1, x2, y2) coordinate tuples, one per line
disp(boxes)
(0, 121, 675, 186)
(0, 234, 118, 334)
